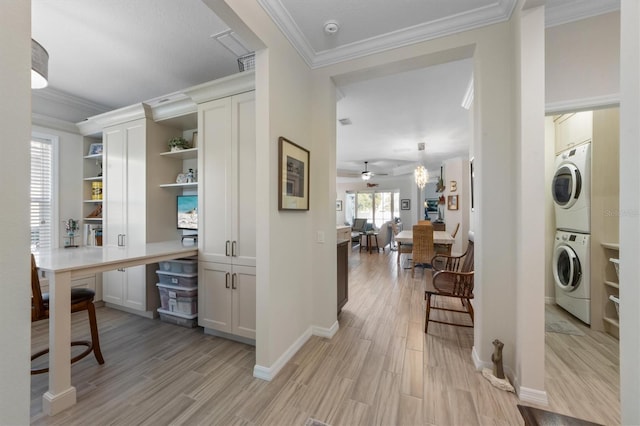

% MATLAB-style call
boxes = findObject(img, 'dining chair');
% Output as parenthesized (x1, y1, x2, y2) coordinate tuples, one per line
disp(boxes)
(31, 254, 105, 374)
(392, 221, 412, 264)
(424, 239, 475, 333)
(411, 223, 435, 277)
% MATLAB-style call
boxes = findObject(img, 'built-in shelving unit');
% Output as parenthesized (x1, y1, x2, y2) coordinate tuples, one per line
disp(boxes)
(159, 183, 198, 189)
(82, 142, 104, 246)
(159, 147, 197, 160)
(601, 242, 619, 339)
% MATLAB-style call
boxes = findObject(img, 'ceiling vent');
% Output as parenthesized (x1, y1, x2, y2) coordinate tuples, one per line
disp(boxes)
(418, 142, 426, 151)
(338, 118, 352, 125)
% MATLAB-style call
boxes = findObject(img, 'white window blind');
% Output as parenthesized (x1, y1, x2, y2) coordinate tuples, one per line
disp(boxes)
(30, 138, 53, 250)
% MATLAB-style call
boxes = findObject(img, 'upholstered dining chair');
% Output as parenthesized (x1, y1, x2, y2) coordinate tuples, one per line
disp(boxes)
(424, 238, 475, 333)
(31, 254, 105, 374)
(411, 223, 435, 277)
(391, 221, 412, 265)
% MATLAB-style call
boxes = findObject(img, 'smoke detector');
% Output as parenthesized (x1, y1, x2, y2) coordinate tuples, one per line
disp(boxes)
(324, 20, 340, 35)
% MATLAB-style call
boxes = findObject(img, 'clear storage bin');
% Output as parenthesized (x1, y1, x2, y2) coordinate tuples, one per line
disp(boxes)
(157, 308, 198, 328)
(156, 270, 198, 287)
(158, 257, 198, 274)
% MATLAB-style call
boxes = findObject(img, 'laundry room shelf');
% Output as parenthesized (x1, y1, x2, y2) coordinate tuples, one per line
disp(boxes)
(604, 280, 619, 289)
(601, 242, 619, 250)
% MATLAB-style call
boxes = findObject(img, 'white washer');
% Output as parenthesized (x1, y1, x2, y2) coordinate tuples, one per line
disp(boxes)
(552, 143, 591, 233)
(553, 230, 590, 324)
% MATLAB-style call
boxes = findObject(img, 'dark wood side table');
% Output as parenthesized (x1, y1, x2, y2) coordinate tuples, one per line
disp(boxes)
(359, 231, 379, 253)
(337, 240, 349, 314)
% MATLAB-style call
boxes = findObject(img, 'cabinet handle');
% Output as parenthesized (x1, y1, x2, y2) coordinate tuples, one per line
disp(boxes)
(226, 240, 231, 256)
(225, 272, 230, 289)
(232, 273, 237, 290)
(117, 268, 125, 272)
(232, 241, 237, 257)
(118, 234, 126, 247)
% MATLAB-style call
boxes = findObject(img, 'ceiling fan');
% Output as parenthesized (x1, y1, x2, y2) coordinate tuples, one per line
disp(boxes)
(360, 161, 388, 181)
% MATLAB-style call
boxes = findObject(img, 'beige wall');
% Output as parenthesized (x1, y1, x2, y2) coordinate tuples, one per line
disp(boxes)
(0, 1, 31, 423)
(442, 157, 470, 255)
(546, 11, 620, 111)
(544, 117, 556, 303)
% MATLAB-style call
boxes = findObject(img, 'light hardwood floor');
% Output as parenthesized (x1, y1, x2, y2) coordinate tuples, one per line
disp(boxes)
(30, 248, 620, 425)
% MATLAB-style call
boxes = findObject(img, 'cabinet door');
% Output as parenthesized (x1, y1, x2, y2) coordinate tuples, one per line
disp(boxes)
(199, 261, 233, 332)
(231, 265, 256, 339)
(199, 98, 233, 263)
(555, 111, 592, 154)
(104, 126, 126, 245)
(103, 269, 125, 305)
(231, 92, 256, 267)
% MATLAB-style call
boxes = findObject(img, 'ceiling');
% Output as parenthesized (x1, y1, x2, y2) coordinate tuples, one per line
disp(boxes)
(31, 0, 619, 179)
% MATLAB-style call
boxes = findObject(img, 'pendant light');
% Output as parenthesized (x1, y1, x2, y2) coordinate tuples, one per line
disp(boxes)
(31, 39, 49, 89)
(414, 142, 428, 189)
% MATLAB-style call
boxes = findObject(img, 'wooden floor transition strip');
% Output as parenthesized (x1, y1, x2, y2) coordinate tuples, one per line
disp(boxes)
(517, 404, 603, 426)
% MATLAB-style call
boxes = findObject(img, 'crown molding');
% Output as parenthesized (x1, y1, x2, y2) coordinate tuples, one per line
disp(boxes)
(77, 103, 152, 136)
(184, 70, 255, 104)
(31, 113, 80, 135)
(258, 0, 516, 69)
(32, 87, 111, 117)
(545, 0, 619, 28)
(545, 93, 619, 115)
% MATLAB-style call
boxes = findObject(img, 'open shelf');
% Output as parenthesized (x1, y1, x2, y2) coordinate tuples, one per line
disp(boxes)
(83, 176, 103, 181)
(84, 153, 103, 160)
(160, 148, 198, 160)
(601, 242, 619, 250)
(83, 199, 103, 203)
(83, 217, 102, 222)
(604, 280, 619, 290)
(159, 182, 198, 188)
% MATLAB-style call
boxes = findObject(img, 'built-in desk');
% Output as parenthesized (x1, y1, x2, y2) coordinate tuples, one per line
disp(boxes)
(33, 240, 198, 416)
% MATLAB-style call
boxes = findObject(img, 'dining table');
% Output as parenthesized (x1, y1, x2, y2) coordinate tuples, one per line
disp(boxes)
(395, 229, 455, 264)
(32, 240, 198, 416)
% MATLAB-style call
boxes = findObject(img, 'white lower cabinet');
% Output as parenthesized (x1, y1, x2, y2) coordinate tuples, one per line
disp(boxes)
(198, 261, 256, 340)
(102, 266, 146, 311)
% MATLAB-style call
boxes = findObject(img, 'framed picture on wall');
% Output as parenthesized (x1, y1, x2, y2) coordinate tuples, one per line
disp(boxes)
(448, 195, 459, 210)
(278, 136, 310, 211)
(401, 199, 410, 210)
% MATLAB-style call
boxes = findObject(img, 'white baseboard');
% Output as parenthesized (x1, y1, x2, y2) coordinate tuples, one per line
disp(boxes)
(471, 346, 491, 370)
(253, 321, 339, 381)
(545, 296, 555, 305)
(518, 385, 549, 406)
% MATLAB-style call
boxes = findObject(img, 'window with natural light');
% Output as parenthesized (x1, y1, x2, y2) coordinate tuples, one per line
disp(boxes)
(348, 190, 400, 228)
(30, 137, 54, 250)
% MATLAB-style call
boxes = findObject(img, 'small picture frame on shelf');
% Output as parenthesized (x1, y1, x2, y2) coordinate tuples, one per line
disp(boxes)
(176, 173, 187, 184)
(88, 143, 103, 156)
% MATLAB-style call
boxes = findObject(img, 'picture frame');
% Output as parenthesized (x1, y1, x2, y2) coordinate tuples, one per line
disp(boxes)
(278, 136, 310, 211)
(336, 200, 342, 211)
(450, 180, 457, 192)
(426, 198, 438, 212)
(470, 158, 475, 212)
(191, 131, 198, 148)
(401, 199, 410, 210)
(88, 143, 103, 156)
(448, 195, 459, 210)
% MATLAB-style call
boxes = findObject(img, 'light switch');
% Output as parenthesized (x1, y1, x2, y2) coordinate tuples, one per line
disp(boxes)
(317, 231, 325, 243)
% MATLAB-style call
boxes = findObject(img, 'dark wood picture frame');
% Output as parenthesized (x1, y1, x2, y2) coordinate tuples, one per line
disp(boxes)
(278, 136, 310, 211)
(400, 199, 410, 210)
(448, 195, 459, 210)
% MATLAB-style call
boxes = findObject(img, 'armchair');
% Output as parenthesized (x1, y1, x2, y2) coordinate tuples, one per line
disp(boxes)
(350, 218, 369, 244)
(424, 238, 475, 333)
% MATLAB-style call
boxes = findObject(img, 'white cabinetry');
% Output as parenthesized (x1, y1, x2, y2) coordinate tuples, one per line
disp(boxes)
(554, 111, 593, 153)
(101, 109, 182, 317)
(197, 91, 256, 339)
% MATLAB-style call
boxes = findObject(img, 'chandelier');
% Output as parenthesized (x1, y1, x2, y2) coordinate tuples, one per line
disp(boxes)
(414, 165, 428, 189)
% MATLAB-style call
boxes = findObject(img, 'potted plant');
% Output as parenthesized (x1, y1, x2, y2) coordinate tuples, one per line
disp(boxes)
(168, 137, 190, 152)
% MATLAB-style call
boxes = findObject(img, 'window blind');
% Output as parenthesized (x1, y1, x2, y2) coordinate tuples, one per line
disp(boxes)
(30, 138, 53, 250)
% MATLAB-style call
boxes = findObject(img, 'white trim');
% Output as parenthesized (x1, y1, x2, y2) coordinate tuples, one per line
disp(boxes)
(545, 94, 620, 115)
(32, 113, 81, 135)
(472, 345, 491, 370)
(32, 87, 111, 117)
(311, 320, 339, 338)
(518, 385, 549, 405)
(258, 0, 516, 69)
(253, 327, 312, 381)
(546, 0, 620, 28)
(252, 321, 339, 381)
(545, 296, 555, 305)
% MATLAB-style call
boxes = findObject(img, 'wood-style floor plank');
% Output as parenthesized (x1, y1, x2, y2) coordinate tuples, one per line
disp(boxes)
(30, 247, 619, 425)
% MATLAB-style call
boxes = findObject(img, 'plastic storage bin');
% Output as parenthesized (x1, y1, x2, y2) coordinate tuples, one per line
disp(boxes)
(157, 308, 198, 328)
(158, 257, 198, 274)
(156, 283, 198, 314)
(156, 270, 198, 287)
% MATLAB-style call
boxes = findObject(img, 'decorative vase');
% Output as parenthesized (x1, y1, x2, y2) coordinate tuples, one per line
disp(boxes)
(171, 146, 184, 152)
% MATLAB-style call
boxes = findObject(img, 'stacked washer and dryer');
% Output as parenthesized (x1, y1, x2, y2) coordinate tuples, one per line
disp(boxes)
(551, 142, 591, 324)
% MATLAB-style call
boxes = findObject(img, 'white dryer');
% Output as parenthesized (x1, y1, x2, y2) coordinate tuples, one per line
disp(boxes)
(552, 230, 590, 324)
(552, 143, 591, 233)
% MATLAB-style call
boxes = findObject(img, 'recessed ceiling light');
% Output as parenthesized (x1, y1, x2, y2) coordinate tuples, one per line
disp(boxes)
(324, 20, 340, 35)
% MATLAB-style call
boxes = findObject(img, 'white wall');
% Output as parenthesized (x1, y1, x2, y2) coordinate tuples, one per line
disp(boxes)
(514, 3, 547, 402)
(442, 157, 469, 255)
(546, 11, 620, 111)
(619, 2, 640, 423)
(544, 117, 556, 303)
(0, 1, 31, 423)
